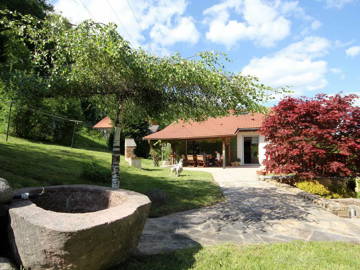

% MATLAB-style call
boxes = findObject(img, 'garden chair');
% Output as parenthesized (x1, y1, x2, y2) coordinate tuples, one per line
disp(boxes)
(196, 155, 206, 167)
(186, 155, 196, 166)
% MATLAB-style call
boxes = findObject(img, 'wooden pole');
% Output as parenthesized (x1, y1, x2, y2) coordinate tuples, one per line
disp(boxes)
(228, 138, 231, 165)
(171, 143, 175, 164)
(161, 142, 164, 161)
(185, 140, 188, 156)
(5, 101, 13, 142)
(222, 138, 226, 169)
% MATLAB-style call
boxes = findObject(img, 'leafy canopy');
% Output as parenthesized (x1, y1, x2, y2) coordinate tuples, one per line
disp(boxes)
(0, 11, 281, 123)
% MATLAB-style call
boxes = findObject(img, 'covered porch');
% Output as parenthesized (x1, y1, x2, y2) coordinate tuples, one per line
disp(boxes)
(143, 113, 266, 168)
(147, 132, 264, 168)
(154, 136, 237, 168)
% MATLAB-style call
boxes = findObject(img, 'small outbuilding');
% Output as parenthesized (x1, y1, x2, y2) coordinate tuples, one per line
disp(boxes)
(92, 116, 113, 138)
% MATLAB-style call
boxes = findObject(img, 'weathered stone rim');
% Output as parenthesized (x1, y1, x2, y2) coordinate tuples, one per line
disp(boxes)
(9, 185, 151, 232)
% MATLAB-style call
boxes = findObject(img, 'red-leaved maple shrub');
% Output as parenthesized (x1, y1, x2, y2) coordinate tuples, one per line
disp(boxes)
(260, 94, 360, 178)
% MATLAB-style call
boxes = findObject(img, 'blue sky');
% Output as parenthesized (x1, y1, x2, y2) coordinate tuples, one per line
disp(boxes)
(53, 0, 360, 102)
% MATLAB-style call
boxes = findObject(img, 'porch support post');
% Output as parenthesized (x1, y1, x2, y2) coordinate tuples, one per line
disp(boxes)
(171, 142, 175, 164)
(222, 138, 226, 169)
(147, 140, 152, 150)
(228, 138, 231, 165)
(185, 140, 188, 156)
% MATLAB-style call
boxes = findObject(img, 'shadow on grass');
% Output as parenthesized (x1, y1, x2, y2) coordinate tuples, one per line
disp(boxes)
(0, 140, 223, 217)
(72, 133, 109, 152)
(0, 142, 102, 188)
(114, 246, 202, 270)
(121, 168, 224, 217)
(140, 168, 158, 172)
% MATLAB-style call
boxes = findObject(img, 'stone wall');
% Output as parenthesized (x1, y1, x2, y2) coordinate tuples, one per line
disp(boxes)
(258, 175, 360, 219)
(355, 178, 360, 193)
(0, 178, 16, 268)
(258, 175, 356, 194)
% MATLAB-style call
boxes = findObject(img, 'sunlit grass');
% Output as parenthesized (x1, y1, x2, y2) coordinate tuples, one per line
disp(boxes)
(0, 134, 223, 217)
(120, 242, 360, 270)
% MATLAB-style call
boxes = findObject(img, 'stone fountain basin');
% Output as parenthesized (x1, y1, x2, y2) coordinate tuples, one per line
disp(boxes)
(8, 185, 151, 270)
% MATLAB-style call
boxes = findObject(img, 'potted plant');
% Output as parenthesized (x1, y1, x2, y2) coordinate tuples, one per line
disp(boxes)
(256, 169, 266, 175)
(231, 158, 241, 167)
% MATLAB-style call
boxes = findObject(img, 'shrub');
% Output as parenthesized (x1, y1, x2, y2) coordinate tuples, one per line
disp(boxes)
(149, 148, 161, 167)
(295, 181, 345, 199)
(260, 94, 360, 178)
(295, 181, 331, 196)
(81, 161, 111, 184)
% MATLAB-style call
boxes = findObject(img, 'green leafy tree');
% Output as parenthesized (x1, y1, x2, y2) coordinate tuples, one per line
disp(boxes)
(0, 0, 53, 63)
(0, 0, 52, 18)
(0, 12, 281, 188)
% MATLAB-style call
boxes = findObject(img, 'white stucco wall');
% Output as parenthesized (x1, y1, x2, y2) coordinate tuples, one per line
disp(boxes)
(258, 135, 267, 167)
(236, 132, 266, 166)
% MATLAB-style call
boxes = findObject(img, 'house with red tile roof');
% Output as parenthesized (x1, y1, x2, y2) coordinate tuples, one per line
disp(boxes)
(143, 113, 267, 167)
(93, 113, 267, 168)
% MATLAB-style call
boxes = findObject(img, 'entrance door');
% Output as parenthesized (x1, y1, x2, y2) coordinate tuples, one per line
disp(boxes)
(244, 137, 259, 164)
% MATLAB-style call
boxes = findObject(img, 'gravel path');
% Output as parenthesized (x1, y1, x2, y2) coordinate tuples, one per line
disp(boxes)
(137, 167, 360, 255)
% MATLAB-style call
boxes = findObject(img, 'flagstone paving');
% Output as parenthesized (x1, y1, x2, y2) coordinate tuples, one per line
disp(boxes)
(137, 167, 360, 255)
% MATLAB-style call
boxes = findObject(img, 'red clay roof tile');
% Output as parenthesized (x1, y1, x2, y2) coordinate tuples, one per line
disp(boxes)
(93, 116, 112, 129)
(143, 113, 265, 140)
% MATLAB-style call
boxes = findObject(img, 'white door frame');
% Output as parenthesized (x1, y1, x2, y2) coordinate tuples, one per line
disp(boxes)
(237, 132, 260, 165)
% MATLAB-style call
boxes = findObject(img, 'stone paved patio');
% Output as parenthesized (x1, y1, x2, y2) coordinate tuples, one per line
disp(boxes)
(137, 167, 360, 255)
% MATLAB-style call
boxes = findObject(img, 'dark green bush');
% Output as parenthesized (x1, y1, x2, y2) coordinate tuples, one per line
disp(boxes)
(81, 161, 111, 184)
(11, 97, 84, 145)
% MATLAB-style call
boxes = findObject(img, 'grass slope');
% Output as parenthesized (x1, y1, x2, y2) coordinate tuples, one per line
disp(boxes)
(120, 242, 360, 270)
(0, 134, 223, 217)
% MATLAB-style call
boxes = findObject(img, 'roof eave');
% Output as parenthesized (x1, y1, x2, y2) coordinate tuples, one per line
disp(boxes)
(234, 128, 259, 134)
(143, 134, 237, 141)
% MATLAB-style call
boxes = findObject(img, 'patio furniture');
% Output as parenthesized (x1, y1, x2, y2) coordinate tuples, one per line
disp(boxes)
(205, 154, 215, 166)
(196, 155, 208, 167)
(215, 155, 223, 167)
(186, 155, 196, 166)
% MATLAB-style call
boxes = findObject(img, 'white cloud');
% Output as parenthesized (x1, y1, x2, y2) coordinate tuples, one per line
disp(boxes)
(242, 36, 331, 93)
(334, 39, 354, 48)
(150, 17, 199, 46)
(323, 0, 355, 9)
(203, 0, 292, 48)
(345, 46, 360, 57)
(330, 68, 346, 79)
(311, 20, 322, 30)
(54, 0, 199, 52)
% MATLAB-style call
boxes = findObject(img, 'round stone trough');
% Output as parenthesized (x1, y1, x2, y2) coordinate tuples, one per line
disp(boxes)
(8, 185, 151, 270)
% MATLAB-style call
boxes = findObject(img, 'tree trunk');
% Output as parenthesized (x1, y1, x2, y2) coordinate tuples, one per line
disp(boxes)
(111, 107, 121, 189)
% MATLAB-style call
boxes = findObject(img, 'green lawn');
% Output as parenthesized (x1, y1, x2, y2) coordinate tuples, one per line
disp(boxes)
(0, 134, 223, 217)
(119, 242, 360, 270)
